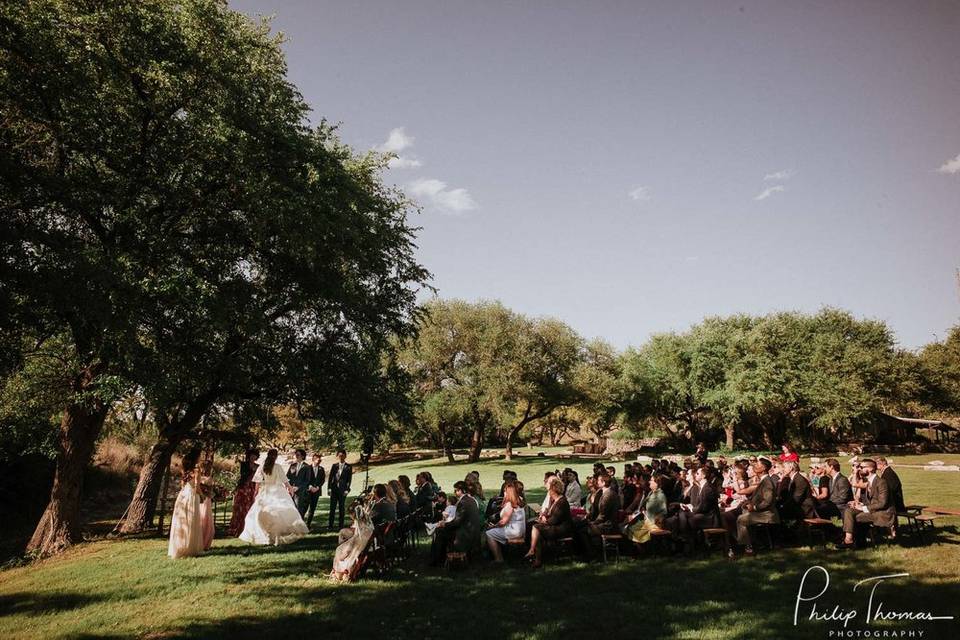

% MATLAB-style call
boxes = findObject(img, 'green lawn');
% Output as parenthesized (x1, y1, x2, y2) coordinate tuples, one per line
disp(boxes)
(2, 452, 959, 640)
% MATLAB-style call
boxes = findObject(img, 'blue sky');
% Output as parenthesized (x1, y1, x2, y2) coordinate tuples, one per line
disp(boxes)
(232, 0, 960, 350)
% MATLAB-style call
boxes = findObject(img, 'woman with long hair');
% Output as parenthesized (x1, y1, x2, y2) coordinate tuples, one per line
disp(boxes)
(167, 447, 204, 559)
(228, 448, 260, 536)
(239, 449, 308, 545)
(484, 480, 526, 563)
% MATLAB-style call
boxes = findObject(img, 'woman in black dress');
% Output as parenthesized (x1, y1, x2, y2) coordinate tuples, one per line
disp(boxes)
(525, 476, 573, 568)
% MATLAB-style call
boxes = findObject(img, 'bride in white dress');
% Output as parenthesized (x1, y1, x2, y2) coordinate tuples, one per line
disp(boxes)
(239, 449, 309, 545)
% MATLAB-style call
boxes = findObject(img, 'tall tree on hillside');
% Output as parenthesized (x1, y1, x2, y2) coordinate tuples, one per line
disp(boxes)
(0, 0, 426, 551)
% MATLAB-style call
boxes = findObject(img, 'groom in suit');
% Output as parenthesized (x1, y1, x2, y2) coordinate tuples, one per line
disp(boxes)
(328, 448, 352, 529)
(287, 449, 314, 518)
(306, 452, 326, 527)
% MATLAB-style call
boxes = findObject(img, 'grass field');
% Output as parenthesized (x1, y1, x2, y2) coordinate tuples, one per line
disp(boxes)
(1, 451, 958, 640)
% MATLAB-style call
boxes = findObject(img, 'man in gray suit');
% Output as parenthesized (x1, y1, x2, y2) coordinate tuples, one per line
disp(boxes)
(816, 458, 852, 520)
(839, 458, 896, 548)
(735, 458, 780, 556)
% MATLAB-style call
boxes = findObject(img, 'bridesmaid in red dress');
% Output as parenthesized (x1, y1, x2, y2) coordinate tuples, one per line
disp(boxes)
(227, 449, 260, 536)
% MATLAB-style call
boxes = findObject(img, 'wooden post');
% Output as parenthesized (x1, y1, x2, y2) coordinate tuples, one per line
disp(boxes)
(156, 463, 171, 536)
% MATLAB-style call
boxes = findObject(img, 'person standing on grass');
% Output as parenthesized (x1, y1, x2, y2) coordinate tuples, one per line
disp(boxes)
(228, 448, 260, 537)
(168, 448, 205, 559)
(327, 449, 352, 529)
(287, 448, 315, 519)
(305, 452, 326, 528)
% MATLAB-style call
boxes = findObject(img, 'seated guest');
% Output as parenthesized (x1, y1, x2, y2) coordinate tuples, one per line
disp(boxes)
(442, 493, 457, 521)
(389, 479, 411, 519)
(588, 472, 621, 536)
(733, 458, 780, 557)
(539, 472, 558, 514)
(370, 484, 397, 526)
(624, 474, 668, 544)
(721, 466, 754, 541)
(678, 466, 721, 536)
(484, 481, 526, 563)
(876, 457, 906, 513)
(815, 458, 852, 520)
(563, 468, 583, 508)
(413, 472, 436, 516)
(526, 477, 573, 568)
(604, 466, 620, 493)
(624, 474, 648, 513)
(430, 481, 483, 566)
(809, 464, 828, 501)
(778, 461, 817, 521)
(620, 473, 638, 511)
(583, 476, 598, 510)
(838, 459, 896, 549)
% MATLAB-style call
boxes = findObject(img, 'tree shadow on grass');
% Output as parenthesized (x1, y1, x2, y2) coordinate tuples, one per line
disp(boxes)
(159, 544, 960, 640)
(0, 592, 105, 618)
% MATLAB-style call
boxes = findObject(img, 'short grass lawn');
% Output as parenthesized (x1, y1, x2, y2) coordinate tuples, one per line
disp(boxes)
(2, 452, 958, 640)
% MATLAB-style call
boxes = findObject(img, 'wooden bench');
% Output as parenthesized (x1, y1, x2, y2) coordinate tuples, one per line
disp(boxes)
(922, 506, 960, 517)
(802, 518, 833, 548)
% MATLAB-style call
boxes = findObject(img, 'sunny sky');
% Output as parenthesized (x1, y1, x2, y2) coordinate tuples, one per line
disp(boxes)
(231, 0, 960, 350)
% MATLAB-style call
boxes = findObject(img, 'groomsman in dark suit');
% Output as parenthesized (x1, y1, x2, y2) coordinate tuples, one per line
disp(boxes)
(306, 452, 326, 527)
(287, 449, 315, 518)
(327, 448, 352, 529)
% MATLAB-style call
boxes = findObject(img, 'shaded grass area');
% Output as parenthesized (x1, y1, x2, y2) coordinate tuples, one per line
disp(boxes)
(2, 452, 958, 639)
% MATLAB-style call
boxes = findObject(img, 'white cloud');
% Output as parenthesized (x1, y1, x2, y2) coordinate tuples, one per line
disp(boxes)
(376, 127, 414, 153)
(375, 127, 422, 169)
(387, 156, 422, 169)
(764, 170, 794, 181)
(936, 153, 960, 175)
(754, 185, 785, 201)
(628, 185, 651, 202)
(408, 178, 478, 213)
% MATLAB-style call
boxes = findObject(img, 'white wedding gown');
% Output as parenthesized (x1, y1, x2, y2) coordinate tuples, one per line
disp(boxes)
(238, 465, 309, 545)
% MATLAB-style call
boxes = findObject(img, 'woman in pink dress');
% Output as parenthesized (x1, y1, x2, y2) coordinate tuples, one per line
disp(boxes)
(198, 459, 215, 550)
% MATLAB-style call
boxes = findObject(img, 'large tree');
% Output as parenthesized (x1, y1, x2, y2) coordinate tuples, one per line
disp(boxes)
(500, 317, 582, 460)
(0, 0, 427, 551)
(397, 300, 518, 463)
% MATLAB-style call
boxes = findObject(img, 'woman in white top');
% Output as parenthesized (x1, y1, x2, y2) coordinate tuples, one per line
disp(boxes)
(239, 449, 309, 545)
(484, 481, 526, 562)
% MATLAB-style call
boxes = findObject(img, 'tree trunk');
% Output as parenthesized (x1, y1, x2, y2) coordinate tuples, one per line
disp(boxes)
(119, 396, 215, 534)
(438, 421, 455, 463)
(27, 399, 108, 555)
(468, 423, 484, 463)
(504, 424, 523, 461)
(725, 424, 735, 451)
(118, 435, 181, 534)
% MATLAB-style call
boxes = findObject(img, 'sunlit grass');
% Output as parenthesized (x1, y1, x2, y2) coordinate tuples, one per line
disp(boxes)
(1, 451, 958, 639)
